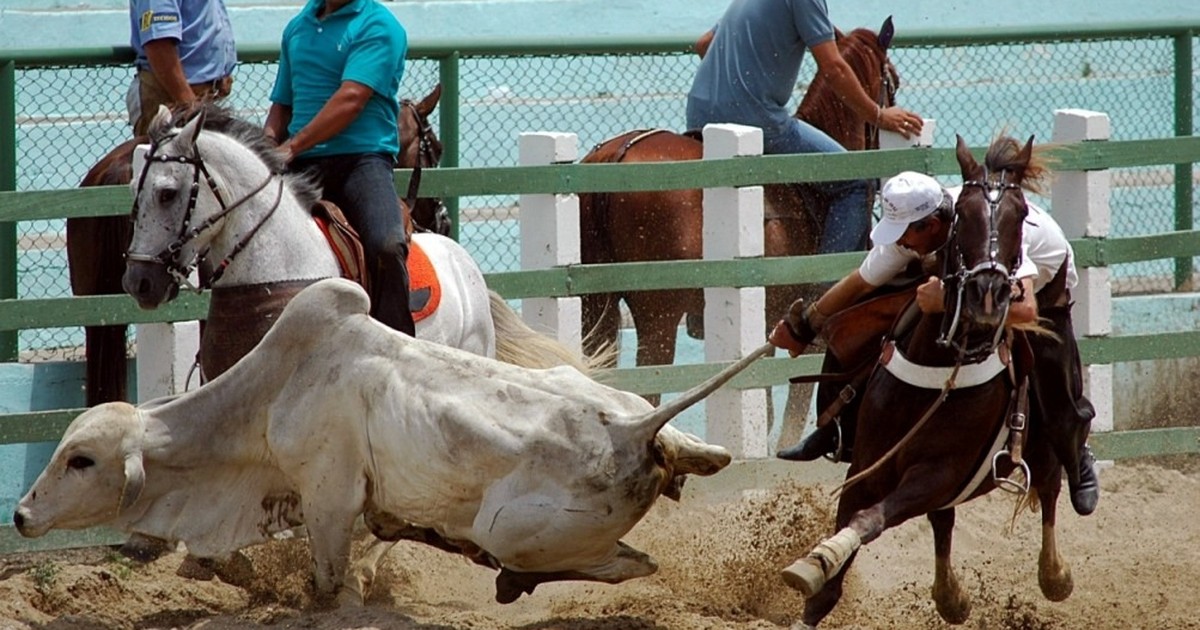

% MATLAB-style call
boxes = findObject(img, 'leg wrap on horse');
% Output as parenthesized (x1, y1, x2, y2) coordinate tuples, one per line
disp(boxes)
(371, 235, 416, 336)
(809, 527, 861, 579)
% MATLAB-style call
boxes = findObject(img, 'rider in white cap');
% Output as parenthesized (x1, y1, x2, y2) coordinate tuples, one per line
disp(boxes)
(769, 170, 1100, 516)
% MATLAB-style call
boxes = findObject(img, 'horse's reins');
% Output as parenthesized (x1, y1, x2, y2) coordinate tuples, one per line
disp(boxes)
(128, 128, 283, 290)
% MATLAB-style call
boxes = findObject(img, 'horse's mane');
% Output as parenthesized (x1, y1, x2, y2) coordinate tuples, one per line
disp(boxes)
(984, 134, 1053, 195)
(154, 104, 323, 212)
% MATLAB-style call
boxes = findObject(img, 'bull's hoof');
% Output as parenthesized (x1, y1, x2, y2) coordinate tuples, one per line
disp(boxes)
(495, 569, 536, 604)
(780, 557, 826, 598)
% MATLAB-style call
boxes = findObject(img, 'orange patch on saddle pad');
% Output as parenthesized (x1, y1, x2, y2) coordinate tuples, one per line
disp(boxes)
(407, 241, 441, 323)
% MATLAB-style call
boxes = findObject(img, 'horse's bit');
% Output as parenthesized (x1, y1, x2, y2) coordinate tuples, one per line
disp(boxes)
(127, 130, 283, 290)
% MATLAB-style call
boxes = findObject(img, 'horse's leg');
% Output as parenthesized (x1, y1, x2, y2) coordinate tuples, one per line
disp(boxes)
(624, 289, 692, 402)
(929, 508, 971, 624)
(67, 216, 132, 405)
(1037, 481, 1074, 601)
(789, 466, 960, 626)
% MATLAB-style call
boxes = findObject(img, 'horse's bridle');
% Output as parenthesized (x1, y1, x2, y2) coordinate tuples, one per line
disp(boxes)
(937, 169, 1023, 361)
(127, 129, 283, 290)
(400, 98, 449, 233)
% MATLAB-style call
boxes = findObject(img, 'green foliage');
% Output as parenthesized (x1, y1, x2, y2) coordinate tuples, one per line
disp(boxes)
(29, 560, 58, 593)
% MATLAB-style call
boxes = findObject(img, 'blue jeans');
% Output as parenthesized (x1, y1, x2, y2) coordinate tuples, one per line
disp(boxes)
(686, 98, 870, 253)
(292, 152, 416, 336)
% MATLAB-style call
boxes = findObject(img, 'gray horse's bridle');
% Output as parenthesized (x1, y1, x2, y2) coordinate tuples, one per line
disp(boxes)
(127, 129, 283, 290)
(937, 169, 1024, 361)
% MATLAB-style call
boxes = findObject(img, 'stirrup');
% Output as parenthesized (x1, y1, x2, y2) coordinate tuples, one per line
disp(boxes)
(823, 419, 845, 463)
(991, 449, 1030, 495)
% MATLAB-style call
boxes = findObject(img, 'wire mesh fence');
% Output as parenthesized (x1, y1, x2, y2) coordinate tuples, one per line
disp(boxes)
(7, 30, 1199, 360)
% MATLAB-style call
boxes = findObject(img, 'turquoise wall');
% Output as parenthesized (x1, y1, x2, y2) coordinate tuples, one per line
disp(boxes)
(1, 0, 1194, 52)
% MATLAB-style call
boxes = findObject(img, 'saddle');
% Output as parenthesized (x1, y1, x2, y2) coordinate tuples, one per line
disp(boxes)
(311, 200, 441, 322)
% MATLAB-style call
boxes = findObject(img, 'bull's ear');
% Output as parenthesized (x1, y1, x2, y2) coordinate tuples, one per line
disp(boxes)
(120, 453, 145, 512)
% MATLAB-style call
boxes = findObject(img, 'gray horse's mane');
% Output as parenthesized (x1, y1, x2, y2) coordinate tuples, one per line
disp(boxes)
(156, 104, 323, 212)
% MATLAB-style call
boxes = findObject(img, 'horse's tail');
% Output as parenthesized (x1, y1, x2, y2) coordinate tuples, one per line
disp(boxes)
(488, 290, 616, 376)
(577, 137, 625, 366)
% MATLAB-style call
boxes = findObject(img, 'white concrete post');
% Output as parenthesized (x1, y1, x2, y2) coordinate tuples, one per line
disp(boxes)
(518, 132, 582, 351)
(135, 320, 200, 402)
(1051, 108, 1113, 434)
(702, 123, 768, 459)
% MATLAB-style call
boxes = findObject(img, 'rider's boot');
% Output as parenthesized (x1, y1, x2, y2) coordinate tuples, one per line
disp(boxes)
(777, 418, 853, 463)
(1052, 418, 1099, 516)
(370, 237, 416, 336)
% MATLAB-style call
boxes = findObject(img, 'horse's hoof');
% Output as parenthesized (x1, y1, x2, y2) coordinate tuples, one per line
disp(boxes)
(780, 557, 826, 598)
(1039, 564, 1073, 602)
(934, 592, 971, 624)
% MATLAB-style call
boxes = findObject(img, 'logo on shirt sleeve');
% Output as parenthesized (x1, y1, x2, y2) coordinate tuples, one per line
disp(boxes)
(141, 11, 180, 31)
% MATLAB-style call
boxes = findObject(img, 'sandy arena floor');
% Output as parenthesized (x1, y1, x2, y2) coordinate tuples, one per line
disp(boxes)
(1, 460, 1198, 630)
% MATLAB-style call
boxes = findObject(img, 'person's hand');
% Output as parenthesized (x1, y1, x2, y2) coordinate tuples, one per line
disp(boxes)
(916, 276, 945, 313)
(769, 319, 808, 358)
(879, 106, 924, 139)
(275, 140, 297, 164)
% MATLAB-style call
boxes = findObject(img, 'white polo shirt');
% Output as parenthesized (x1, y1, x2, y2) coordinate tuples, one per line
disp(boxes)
(859, 186, 1077, 292)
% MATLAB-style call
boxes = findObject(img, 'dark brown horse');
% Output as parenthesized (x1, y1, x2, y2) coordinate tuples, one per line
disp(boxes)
(579, 19, 900, 373)
(66, 84, 445, 406)
(782, 134, 1073, 628)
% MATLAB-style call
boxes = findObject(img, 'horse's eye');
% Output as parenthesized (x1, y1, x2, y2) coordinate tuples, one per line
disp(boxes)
(67, 455, 94, 470)
(157, 188, 178, 206)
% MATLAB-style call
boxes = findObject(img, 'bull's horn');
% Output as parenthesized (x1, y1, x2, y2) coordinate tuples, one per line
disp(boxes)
(632, 343, 774, 439)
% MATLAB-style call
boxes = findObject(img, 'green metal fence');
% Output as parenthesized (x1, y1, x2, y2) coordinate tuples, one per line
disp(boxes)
(1, 21, 1198, 362)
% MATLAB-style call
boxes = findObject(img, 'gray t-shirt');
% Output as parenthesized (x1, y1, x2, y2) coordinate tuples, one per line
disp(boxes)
(687, 0, 835, 132)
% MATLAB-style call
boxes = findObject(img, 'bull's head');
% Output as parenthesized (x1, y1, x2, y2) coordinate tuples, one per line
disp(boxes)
(13, 402, 146, 537)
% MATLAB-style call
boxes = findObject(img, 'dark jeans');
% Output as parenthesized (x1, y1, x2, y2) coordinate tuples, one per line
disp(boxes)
(292, 152, 416, 336)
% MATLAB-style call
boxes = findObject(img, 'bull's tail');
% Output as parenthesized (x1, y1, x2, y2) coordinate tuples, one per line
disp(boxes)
(629, 343, 774, 441)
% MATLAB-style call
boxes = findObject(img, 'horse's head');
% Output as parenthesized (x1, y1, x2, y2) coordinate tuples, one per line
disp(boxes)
(939, 134, 1034, 353)
(798, 16, 899, 150)
(123, 105, 285, 308)
(397, 83, 449, 236)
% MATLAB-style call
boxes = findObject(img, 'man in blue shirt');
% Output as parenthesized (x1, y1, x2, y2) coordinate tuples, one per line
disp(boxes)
(128, 0, 236, 136)
(264, 0, 415, 336)
(687, 0, 924, 253)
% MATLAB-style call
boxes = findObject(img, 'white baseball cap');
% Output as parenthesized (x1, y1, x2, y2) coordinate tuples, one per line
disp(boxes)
(870, 171, 947, 245)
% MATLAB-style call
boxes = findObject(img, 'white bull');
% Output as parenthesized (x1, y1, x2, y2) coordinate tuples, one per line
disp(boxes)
(15, 279, 769, 604)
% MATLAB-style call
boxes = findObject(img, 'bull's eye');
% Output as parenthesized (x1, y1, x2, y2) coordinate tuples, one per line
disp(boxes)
(157, 187, 178, 206)
(67, 455, 95, 470)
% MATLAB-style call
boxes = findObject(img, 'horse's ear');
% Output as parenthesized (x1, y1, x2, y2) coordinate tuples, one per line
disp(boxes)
(417, 83, 442, 117)
(177, 107, 206, 150)
(955, 134, 981, 180)
(878, 16, 895, 50)
(1010, 134, 1036, 181)
(147, 105, 173, 139)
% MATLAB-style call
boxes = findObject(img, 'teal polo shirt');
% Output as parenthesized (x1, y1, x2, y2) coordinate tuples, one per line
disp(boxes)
(270, 0, 407, 158)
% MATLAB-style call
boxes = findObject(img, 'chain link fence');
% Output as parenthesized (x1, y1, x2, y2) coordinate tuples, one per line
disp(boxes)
(8, 31, 1200, 360)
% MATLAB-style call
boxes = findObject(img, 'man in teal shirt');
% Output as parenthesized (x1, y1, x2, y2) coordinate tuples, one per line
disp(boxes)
(265, 0, 415, 336)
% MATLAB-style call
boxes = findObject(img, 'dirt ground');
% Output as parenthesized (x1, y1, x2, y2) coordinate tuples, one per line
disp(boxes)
(2, 460, 1198, 630)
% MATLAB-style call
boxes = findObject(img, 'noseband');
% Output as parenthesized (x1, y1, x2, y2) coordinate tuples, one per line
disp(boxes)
(127, 130, 283, 289)
(937, 169, 1023, 360)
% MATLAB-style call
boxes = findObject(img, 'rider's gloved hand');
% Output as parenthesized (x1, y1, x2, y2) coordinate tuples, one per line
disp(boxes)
(768, 299, 817, 358)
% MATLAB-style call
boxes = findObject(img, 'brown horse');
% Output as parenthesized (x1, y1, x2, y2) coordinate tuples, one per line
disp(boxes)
(782, 134, 1074, 628)
(578, 19, 900, 373)
(65, 84, 445, 406)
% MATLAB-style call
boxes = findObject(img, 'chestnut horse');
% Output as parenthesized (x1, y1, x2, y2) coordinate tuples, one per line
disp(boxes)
(579, 19, 900, 374)
(782, 134, 1074, 628)
(65, 84, 445, 406)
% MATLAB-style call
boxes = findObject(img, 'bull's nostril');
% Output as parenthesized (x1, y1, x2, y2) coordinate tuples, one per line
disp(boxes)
(13, 511, 23, 528)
